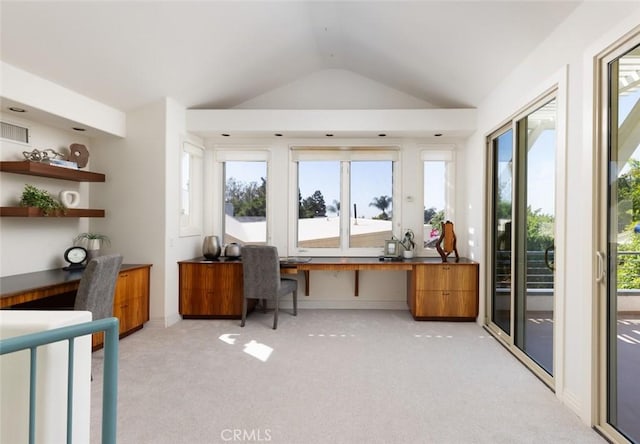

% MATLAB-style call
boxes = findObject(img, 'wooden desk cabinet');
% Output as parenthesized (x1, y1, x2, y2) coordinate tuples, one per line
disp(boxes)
(178, 258, 479, 321)
(93, 265, 151, 348)
(179, 261, 244, 318)
(408, 262, 479, 320)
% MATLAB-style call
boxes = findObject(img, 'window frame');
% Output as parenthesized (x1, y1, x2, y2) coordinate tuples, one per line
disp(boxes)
(421, 146, 456, 256)
(179, 140, 204, 237)
(211, 149, 271, 245)
(289, 146, 400, 257)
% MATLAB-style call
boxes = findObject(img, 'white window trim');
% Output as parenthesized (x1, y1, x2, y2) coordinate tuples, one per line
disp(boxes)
(289, 146, 401, 257)
(211, 148, 271, 244)
(179, 140, 204, 237)
(420, 145, 456, 256)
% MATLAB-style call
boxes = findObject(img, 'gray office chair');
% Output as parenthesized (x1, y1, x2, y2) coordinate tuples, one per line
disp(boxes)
(241, 245, 297, 329)
(74, 254, 123, 320)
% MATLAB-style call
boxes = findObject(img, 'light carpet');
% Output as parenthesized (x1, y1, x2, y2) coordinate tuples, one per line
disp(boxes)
(90, 309, 604, 444)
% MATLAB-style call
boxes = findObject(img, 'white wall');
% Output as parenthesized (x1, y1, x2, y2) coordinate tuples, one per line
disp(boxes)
(1, 62, 125, 138)
(90, 98, 203, 328)
(463, 0, 640, 425)
(164, 98, 204, 326)
(0, 112, 91, 275)
(90, 101, 168, 325)
(236, 68, 435, 109)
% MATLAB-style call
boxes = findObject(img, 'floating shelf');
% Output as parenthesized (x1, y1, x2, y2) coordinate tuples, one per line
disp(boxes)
(0, 207, 105, 218)
(0, 161, 105, 182)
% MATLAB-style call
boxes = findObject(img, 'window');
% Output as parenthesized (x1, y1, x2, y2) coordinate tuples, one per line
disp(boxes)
(223, 160, 267, 245)
(297, 160, 340, 248)
(422, 149, 455, 255)
(179, 141, 203, 236)
(292, 147, 398, 255)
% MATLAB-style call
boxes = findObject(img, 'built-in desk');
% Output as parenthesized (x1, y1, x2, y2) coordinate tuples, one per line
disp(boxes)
(280, 256, 413, 296)
(178, 257, 479, 321)
(0, 264, 152, 347)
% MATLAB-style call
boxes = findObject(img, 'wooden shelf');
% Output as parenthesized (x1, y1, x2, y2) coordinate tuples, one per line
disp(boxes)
(0, 207, 105, 218)
(0, 161, 105, 182)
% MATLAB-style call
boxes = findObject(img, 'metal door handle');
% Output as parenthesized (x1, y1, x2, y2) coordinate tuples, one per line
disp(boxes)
(596, 251, 606, 283)
(544, 245, 555, 271)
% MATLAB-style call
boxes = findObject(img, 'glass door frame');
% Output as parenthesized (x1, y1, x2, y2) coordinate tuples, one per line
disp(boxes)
(485, 89, 561, 389)
(595, 30, 640, 444)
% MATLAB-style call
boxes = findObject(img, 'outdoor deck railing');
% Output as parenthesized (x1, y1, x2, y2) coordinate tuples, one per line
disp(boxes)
(0, 317, 119, 444)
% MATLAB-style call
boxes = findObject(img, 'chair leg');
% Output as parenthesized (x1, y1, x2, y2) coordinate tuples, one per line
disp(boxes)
(293, 289, 297, 316)
(241, 298, 248, 327)
(273, 297, 279, 329)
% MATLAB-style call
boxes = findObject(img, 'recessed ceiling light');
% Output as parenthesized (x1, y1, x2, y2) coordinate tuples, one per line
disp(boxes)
(434, 133, 443, 137)
(8, 107, 26, 113)
(325, 133, 334, 137)
(72, 127, 86, 132)
(221, 133, 230, 137)
(378, 133, 387, 137)
(274, 133, 283, 137)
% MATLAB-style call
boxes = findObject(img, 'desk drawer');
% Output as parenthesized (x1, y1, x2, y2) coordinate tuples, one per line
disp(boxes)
(414, 290, 478, 319)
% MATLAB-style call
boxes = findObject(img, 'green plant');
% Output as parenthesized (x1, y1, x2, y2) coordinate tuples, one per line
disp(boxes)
(74, 232, 111, 247)
(400, 229, 416, 251)
(19, 184, 66, 216)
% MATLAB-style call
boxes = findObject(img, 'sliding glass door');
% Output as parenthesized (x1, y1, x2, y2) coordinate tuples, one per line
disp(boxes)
(602, 42, 640, 444)
(487, 94, 557, 380)
(515, 100, 556, 375)
(490, 126, 513, 336)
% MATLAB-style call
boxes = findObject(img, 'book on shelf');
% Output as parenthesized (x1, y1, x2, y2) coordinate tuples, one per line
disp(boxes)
(41, 159, 78, 169)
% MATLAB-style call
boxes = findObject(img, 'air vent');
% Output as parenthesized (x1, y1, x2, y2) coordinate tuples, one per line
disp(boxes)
(1, 121, 30, 144)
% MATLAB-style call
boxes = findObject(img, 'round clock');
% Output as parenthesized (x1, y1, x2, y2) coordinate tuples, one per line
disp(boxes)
(63, 246, 88, 271)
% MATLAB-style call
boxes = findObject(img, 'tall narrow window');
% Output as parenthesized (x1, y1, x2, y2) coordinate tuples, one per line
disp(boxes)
(297, 161, 340, 248)
(223, 161, 267, 245)
(179, 141, 203, 236)
(349, 160, 393, 248)
(422, 149, 455, 254)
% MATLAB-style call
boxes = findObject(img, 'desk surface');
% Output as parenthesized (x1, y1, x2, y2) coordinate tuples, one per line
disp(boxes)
(0, 264, 150, 303)
(180, 256, 476, 268)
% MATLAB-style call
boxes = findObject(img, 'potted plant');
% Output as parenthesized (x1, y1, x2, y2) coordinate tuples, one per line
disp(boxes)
(19, 184, 66, 216)
(400, 229, 416, 259)
(74, 232, 111, 259)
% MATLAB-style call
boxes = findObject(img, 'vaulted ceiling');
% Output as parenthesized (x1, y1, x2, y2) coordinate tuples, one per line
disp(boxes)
(1, 1, 581, 112)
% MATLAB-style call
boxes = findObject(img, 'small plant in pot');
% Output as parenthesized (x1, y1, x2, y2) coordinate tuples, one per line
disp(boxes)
(400, 229, 416, 259)
(74, 232, 111, 260)
(19, 184, 66, 216)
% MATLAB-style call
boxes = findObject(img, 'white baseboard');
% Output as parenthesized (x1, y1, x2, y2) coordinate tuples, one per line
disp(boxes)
(146, 312, 181, 328)
(561, 389, 587, 423)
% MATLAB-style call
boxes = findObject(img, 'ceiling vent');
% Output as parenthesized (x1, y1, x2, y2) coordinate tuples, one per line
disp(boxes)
(1, 121, 30, 144)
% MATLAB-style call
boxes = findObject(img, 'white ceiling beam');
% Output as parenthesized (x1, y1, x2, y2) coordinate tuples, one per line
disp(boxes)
(186, 108, 476, 138)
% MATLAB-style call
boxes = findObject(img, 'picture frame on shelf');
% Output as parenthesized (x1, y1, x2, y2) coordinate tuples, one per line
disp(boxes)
(384, 240, 400, 257)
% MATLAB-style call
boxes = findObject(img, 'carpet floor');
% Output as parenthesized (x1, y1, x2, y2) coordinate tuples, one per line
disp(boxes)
(90, 309, 605, 444)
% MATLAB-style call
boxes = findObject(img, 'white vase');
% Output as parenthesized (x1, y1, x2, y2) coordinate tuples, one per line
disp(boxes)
(87, 239, 101, 260)
(402, 250, 414, 259)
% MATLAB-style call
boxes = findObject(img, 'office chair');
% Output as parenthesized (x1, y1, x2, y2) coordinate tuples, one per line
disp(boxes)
(74, 254, 123, 320)
(240, 245, 297, 329)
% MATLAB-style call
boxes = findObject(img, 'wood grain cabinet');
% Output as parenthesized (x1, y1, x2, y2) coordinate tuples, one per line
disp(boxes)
(93, 265, 151, 348)
(179, 261, 245, 318)
(408, 262, 479, 320)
